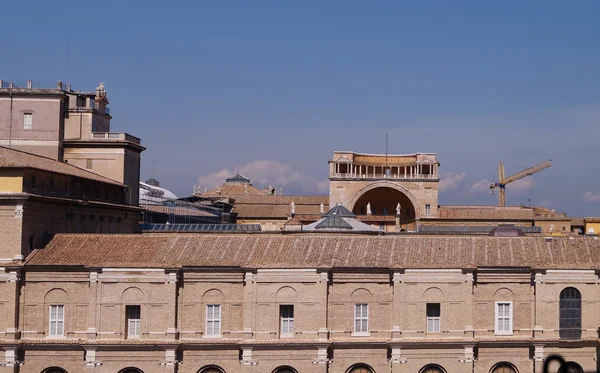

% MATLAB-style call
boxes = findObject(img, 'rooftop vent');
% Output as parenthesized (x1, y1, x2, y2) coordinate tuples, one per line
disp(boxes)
(488, 225, 526, 237)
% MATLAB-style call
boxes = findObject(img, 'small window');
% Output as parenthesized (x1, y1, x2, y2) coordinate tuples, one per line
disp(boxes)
(49, 305, 64, 336)
(495, 302, 513, 335)
(425, 204, 431, 216)
(126, 305, 141, 338)
(23, 112, 33, 130)
(426, 303, 440, 332)
(206, 304, 221, 337)
(86, 159, 93, 169)
(354, 304, 369, 335)
(31, 175, 37, 190)
(382, 207, 388, 216)
(64, 182, 70, 197)
(280, 305, 294, 336)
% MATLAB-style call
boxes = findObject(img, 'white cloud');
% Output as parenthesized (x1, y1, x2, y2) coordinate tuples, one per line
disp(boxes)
(439, 172, 467, 192)
(470, 178, 492, 194)
(198, 160, 329, 195)
(583, 192, 600, 202)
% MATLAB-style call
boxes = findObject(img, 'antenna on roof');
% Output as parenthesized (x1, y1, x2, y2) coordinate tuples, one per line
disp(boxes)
(237, 156, 240, 175)
(65, 27, 71, 87)
(385, 134, 388, 175)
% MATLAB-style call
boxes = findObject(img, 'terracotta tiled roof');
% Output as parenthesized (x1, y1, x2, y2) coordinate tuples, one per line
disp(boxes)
(571, 218, 585, 226)
(585, 217, 600, 223)
(233, 195, 329, 205)
(232, 195, 329, 218)
(140, 204, 218, 217)
(0, 146, 124, 186)
(26, 234, 600, 270)
(201, 184, 266, 196)
(437, 206, 534, 220)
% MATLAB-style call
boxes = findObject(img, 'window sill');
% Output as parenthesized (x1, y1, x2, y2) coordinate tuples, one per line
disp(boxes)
(494, 331, 513, 336)
(203, 334, 223, 339)
(280, 333, 294, 338)
(352, 332, 370, 337)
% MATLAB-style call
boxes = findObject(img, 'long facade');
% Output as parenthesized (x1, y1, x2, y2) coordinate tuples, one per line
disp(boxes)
(1, 234, 599, 373)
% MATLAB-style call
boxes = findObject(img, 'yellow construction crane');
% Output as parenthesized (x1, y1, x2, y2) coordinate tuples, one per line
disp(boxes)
(489, 160, 552, 206)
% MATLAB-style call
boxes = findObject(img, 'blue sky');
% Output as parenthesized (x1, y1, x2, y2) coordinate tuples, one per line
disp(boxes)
(2, 1, 599, 216)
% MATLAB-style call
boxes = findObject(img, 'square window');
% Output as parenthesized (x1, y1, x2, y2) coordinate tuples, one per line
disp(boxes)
(495, 302, 513, 335)
(49, 305, 64, 336)
(126, 305, 141, 338)
(23, 113, 33, 130)
(426, 303, 440, 332)
(354, 304, 369, 335)
(280, 305, 294, 336)
(206, 304, 221, 337)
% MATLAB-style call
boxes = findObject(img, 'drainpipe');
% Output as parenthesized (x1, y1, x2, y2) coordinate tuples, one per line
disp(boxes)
(8, 90, 13, 147)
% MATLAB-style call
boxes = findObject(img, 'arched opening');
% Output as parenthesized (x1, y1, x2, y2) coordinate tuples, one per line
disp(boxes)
(420, 364, 446, 373)
(272, 367, 298, 373)
(560, 287, 582, 339)
(491, 363, 518, 373)
(118, 368, 144, 373)
(346, 364, 375, 373)
(559, 361, 584, 373)
(352, 187, 416, 221)
(198, 366, 225, 373)
(42, 369, 68, 373)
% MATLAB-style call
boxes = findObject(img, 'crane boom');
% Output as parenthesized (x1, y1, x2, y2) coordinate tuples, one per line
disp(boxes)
(489, 160, 552, 206)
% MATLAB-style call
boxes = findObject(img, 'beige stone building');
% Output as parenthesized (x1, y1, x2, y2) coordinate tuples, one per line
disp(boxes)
(1, 231, 600, 373)
(0, 80, 144, 205)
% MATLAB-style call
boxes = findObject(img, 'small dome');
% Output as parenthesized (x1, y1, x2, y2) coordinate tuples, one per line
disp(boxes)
(145, 178, 160, 187)
(324, 203, 356, 218)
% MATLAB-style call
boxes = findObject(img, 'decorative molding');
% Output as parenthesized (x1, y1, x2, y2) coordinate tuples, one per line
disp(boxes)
(14, 204, 23, 218)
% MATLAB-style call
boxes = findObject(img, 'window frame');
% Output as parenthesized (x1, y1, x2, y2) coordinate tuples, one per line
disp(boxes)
(494, 301, 513, 335)
(48, 305, 65, 337)
(23, 112, 33, 130)
(425, 204, 431, 216)
(353, 303, 369, 336)
(426, 303, 441, 333)
(279, 304, 294, 337)
(205, 304, 222, 338)
(126, 305, 141, 339)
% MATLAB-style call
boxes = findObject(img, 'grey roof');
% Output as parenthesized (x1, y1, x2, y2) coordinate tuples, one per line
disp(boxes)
(489, 225, 526, 237)
(226, 174, 251, 184)
(315, 215, 353, 230)
(324, 203, 356, 218)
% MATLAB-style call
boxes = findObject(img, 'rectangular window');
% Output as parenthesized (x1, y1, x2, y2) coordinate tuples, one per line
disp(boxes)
(382, 207, 388, 216)
(495, 302, 513, 335)
(426, 303, 440, 332)
(354, 304, 369, 335)
(206, 304, 221, 336)
(49, 305, 64, 336)
(23, 113, 33, 130)
(126, 305, 141, 338)
(425, 204, 431, 216)
(85, 159, 93, 169)
(280, 305, 294, 336)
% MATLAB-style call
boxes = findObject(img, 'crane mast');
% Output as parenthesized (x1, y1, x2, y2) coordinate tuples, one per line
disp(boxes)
(489, 160, 552, 206)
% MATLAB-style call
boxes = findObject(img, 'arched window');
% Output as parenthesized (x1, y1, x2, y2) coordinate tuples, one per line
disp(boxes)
(118, 369, 144, 373)
(560, 287, 582, 339)
(42, 369, 68, 373)
(347, 364, 375, 373)
(420, 365, 445, 373)
(273, 367, 297, 373)
(198, 366, 225, 373)
(491, 363, 517, 373)
(559, 361, 583, 373)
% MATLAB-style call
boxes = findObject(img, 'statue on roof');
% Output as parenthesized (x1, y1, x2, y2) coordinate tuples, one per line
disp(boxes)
(396, 202, 402, 216)
(320, 203, 325, 214)
(290, 201, 295, 215)
(366, 202, 372, 216)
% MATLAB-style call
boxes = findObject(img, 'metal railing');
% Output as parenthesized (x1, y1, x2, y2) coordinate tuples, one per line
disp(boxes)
(91, 132, 141, 144)
(331, 173, 437, 180)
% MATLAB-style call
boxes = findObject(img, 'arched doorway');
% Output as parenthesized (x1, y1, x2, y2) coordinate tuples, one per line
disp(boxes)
(352, 186, 416, 221)
(198, 366, 225, 373)
(559, 287, 582, 339)
(420, 364, 446, 373)
(272, 367, 297, 373)
(42, 369, 68, 373)
(347, 364, 375, 373)
(491, 363, 517, 373)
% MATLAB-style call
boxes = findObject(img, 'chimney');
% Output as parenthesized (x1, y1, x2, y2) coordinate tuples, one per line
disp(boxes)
(27, 80, 32, 89)
(57, 81, 63, 90)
